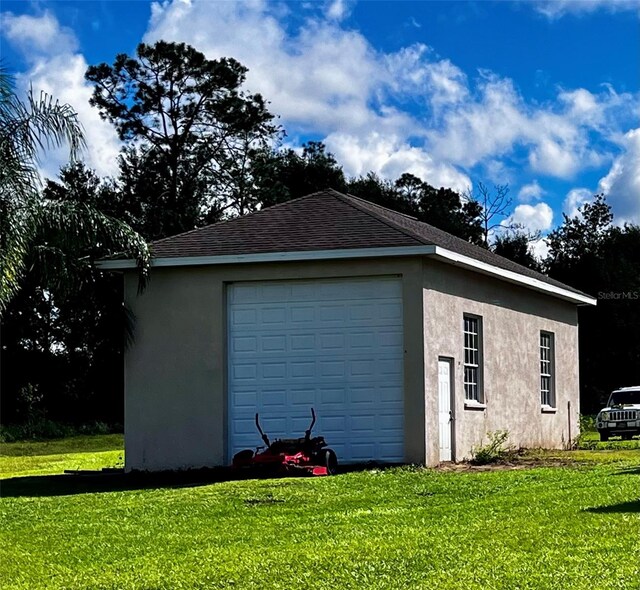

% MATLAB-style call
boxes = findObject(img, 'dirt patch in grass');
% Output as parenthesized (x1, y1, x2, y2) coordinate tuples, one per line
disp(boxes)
(437, 458, 572, 472)
(437, 447, 640, 472)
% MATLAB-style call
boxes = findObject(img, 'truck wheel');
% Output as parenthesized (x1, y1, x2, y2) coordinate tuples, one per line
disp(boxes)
(599, 432, 609, 442)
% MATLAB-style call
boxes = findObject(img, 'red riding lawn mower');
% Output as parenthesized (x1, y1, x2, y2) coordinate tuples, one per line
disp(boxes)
(232, 408, 338, 476)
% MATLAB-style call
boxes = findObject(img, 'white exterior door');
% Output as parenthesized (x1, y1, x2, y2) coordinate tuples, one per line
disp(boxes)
(438, 359, 453, 462)
(227, 276, 404, 464)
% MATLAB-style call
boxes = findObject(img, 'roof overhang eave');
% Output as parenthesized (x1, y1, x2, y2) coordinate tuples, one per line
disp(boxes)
(95, 245, 438, 270)
(96, 244, 596, 306)
(429, 247, 596, 306)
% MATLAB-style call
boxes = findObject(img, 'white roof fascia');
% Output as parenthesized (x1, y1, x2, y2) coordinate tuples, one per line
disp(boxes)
(97, 244, 596, 306)
(430, 246, 597, 306)
(95, 245, 438, 270)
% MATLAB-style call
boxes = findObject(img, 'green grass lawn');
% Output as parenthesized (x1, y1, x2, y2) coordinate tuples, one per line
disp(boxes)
(0, 435, 124, 478)
(1, 436, 638, 590)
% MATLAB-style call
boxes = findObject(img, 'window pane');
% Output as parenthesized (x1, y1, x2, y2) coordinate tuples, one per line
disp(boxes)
(464, 366, 478, 401)
(464, 316, 481, 402)
(540, 332, 554, 407)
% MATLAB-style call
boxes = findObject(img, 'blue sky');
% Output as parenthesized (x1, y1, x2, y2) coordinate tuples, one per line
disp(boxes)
(2, 0, 639, 248)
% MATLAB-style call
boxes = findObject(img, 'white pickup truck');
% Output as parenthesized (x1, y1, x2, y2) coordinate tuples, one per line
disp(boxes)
(595, 386, 640, 441)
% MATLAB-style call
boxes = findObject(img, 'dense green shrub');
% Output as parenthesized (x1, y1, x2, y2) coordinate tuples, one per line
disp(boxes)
(0, 420, 120, 442)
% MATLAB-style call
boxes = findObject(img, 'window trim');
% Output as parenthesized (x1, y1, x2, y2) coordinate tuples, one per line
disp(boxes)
(463, 314, 484, 406)
(540, 331, 556, 410)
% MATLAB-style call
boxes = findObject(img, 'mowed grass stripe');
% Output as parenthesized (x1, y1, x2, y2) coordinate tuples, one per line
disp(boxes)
(0, 437, 638, 590)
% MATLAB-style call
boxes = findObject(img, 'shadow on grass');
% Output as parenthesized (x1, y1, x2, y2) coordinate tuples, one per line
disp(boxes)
(613, 466, 640, 476)
(0, 468, 258, 497)
(585, 500, 640, 514)
(0, 463, 397, 498)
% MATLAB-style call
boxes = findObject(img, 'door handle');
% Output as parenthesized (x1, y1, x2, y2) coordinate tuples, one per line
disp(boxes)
(449, 410, 454, 423)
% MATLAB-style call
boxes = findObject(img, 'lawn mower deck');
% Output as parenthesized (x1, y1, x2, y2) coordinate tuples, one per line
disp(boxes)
(232, 409, 338, 476)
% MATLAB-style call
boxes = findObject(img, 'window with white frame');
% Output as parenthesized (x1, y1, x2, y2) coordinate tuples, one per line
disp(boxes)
(540, 332, 555, 407)
(463, 315, 483, 403)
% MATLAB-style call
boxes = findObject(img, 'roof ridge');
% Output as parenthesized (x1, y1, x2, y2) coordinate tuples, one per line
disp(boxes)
(331, 190, 432, 246)
(333, 190, 568, 290)
(339, 190, 419, 221)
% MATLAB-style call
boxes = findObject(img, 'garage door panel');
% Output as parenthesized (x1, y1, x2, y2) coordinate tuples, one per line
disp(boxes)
(379, 359, 403, 378)
(261, 362, 287, 380)
(349, 303, 377, 321)
(233, 390, 258, 407)
(261, 389, 287, 407)
(350, 443, 377, 461)
(230, 308, 258, 326)
(261, 283, 291, 302)
(319, 387, 346, 404)
(379, 442, 404, 460)
(291, 361, 315, 378)
(379, 413, 404, 430)
(230, 335, 257, 353)
(379, 302, 403, 320)
(319, 333, 345, 350)
(379, 385, 403, 403)
(290, 334, 316, 351)
(291, 305, 316, 324)
(261, 307, 287, 325)
(319, 360, 346, 378)
(228, 277, 404, 463)
(321, 415, 347, 433)
(351, 359, 374, 376)
(350, 386, 377, 404)
(232, 364, 257, 381)
(348, 332, 375, 350)
(378, 330, 403, 348)
(260, 335, 287, 353)
(318, 304, 347, 323)
(351, 415, 376, 431)
(259, 416, 288, 432)
(232, 417, 259, 435)
(289, 388, 316, 405)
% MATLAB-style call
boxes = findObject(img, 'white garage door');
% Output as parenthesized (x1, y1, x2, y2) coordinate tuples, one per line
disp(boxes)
(227, 276, 404, 464)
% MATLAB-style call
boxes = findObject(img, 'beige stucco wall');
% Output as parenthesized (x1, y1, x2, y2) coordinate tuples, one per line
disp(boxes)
(123, 255, 581, 471)
(123, 257, 425, 471)
(422, 259, 581, 465)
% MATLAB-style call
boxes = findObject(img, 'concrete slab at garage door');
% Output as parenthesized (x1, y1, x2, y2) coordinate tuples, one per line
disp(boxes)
(227, 276, 404, 463)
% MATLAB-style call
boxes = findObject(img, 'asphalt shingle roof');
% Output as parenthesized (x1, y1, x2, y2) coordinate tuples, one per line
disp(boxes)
(150, 189, 589, 298)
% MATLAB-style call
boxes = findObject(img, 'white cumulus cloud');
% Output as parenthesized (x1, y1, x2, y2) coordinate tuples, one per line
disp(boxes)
(325, 0, 354, 21)
(563, 188, 593, 218)
(2, 11, 78, 55)
(1, 11, 122, 179)
(324, 131, 471, 193)
(562, 129, 640, 225)
(518, 180, 545, 202)
(384, 45, 469, 114)
(143, 0, 474, 188)
(530, 238, 550, 261)
(4, 0, 637, 227)
(597, 128, 640, 224)
(429, 75, 619, 180)
(559, 88, 602, 126)
(146, 0, 383, 134)
(143, 0, 639, 195)
(535, 0, 640, 19)
(506, 202, 554, 234)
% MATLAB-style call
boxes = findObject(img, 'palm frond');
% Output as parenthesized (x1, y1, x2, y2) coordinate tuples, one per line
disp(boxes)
(0, 69, 91, 313)
(32, 200, 150, 294)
